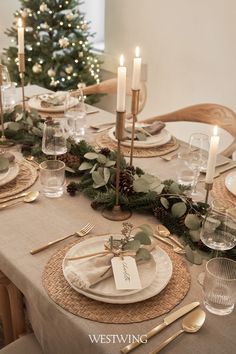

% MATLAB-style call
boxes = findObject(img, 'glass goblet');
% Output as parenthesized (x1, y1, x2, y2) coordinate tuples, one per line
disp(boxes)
(64, 89, 86, 142)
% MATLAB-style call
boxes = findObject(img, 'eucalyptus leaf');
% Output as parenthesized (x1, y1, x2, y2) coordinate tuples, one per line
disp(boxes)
(169, 182, 181, 194)
(185, 214, 201, 230)
(26, 116, 33, 126)
(90, 163, 98, 174)
(160, 197, 169, 209)
(135, 248, 151, 261)
(123, 239, 140, 252)
(136, 132, 147, 141)
(84, 152, 98, 160)
(171, 202, 187, 218)
(65, 166, 75, 173)
(189, 230, 201, 242)
(151, 183, 164, 194)
(79, 161, 93, 171)
(15, 113, 23, 122)
(8, 122, 21, 131)
(31, 127, 42, 137)
(138, 224, 153, 236)
(92, 171, 105, 186)
(97, 154, 107, 164)
(185, 245, 202, 265)
(103, 167, 110, 184)
(0, 157, 9, 173)
(105, 160, 116, 167)
(134, 231, 151, 245)
(133, 178, 149, 193)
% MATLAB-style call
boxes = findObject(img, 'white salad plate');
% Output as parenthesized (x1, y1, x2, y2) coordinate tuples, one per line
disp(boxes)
(63, 235, 172, 304)
(108, 125, 172, 148)
(225, 171, 236, 197)
(28, 93, 77, 113)
(0, 163, 20, 187)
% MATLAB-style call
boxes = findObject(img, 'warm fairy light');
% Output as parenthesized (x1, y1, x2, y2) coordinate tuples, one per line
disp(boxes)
(119, 55, 124, 66)
(213, 126, 218, 136)
(135, 46, 140, 57)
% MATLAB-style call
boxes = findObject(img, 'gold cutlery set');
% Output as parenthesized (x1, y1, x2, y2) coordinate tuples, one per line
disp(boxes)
(153, 224, 185, 254)
(120, 302, 205, 354)
(0, 191, 39, 210)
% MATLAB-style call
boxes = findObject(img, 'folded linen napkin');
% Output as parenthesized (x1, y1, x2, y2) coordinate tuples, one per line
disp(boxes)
(64, 239, 157, 290)
(145, 121, 166, 135)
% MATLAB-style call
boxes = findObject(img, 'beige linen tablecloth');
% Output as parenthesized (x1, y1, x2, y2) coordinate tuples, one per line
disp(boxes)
(0, 86, 235, 354)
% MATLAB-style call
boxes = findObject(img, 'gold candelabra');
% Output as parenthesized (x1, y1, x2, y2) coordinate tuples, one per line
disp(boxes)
(129, 89, 140, 166)
(102, 111, 132, 221)
(18, 53, 26, 113)
(205, 182, 213, 204)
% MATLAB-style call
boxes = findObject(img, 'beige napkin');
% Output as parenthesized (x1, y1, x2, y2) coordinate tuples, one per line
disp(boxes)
(64, 239, 157, 290)
(145, 121, 166, 135)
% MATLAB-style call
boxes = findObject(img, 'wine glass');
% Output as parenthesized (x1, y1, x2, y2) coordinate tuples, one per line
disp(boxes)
(178, 133, 209, 200)
(42, 119, 67, 158)
(64, 89, 86, 142)
(198, 199, 236, 285)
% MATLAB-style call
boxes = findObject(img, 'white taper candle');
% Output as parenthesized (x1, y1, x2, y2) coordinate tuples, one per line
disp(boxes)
(116, 55, 126, 112)
(205, 126, 220, 183)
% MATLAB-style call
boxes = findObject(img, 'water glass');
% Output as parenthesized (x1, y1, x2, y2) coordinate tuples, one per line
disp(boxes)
(203, 257, 236, 315)
(42, 119, 67, 157)
(39, 160, 65, 198)
(64, 89, 86, 142)
(2, 83, 16, 112)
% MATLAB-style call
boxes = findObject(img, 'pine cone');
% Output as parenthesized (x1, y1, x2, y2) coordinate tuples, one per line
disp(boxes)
(153, 205, 169, 221)
(59, 153, 80, 170)
(126, 165, 136, 175)
(99, 148, 110, 157)
(91, 201, 99, 209)
(119, 170, 134, 195)
(67, 182, 78, 196)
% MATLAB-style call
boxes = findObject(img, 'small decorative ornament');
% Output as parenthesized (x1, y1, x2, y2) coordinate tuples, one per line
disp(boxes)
(32, 63, 42, 74)
(79, 51, 83, 58)
(59, 37, 70, 48)
(21, 8, 30, 18)
(81, 23, 88, 31)
(50, 78, 58, 87)
(66, 12, 74, 21)
(39, 2, 48, 12)
(41, 22, 49, 30)
(65, 64, 73, 74)
(47, 68, 56, 77)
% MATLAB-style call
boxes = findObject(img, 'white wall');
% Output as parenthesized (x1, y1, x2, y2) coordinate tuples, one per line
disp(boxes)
(104, 0, 236, 118)
(0, 0, 20, 56)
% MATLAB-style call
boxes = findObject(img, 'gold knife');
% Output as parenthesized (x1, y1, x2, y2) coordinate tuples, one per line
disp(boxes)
(120, 302, 200, 354)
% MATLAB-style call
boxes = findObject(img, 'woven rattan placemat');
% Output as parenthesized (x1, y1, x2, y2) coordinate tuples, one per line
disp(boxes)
(42, 238, 190, 324)
(212, 173, 236, 208)
(95, 134, 179, 158)
(0, 160, 38, 199)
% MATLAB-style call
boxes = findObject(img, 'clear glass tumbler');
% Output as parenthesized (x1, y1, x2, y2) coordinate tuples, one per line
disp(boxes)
(39, 160, 65, 198)
(203, 257, 236, 315)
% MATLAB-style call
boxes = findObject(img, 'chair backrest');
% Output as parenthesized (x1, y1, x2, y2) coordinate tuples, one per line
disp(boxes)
(141, 103, 236, 158)
(81, 78, 147, 118)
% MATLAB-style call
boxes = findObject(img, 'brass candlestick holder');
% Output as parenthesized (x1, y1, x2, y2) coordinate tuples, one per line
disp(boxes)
(205, 182, 213, 204)
(102, 111, 132, 221)
(18, 53, 26, 114)
(129, 89, 140, 166)
(0, 65, 14, 147)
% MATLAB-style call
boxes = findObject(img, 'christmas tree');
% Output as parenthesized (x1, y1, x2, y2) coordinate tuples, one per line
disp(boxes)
(4, 0, 102, 99)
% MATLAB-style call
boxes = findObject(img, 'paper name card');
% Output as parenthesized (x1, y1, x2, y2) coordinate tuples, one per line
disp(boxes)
(111, 256, 142, 290)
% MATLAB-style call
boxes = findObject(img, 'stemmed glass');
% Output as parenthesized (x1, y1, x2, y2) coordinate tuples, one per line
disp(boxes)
(178, 133, 209, 200)
(42, 119, 67, 158)
(64, 89, 86, 142)
(198, 199, 236, 285)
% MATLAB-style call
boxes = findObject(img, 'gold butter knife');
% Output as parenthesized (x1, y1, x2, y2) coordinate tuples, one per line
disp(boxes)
(120, 302, 200, 354)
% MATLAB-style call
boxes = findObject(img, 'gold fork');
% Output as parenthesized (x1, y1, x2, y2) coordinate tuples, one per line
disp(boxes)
(30, 223, 95, 255)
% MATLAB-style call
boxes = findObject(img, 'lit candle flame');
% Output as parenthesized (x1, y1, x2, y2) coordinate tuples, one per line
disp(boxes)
(18, 18, 23, 27)
(119, 55, 124, 67)
(135, 46, 140, 58)
(213, 125, 218, 136)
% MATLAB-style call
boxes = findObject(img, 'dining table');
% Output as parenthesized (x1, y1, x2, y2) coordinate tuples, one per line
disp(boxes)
(0, 85, 235, 354)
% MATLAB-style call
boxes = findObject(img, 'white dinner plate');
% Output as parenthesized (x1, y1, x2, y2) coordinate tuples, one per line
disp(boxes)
(0, 163, 20, 187)
(63, 236, 172, 304)
(225, 171, 236, 196)
(108, 125, 172, 148)
(63, 235, 157, 297)
(28, 94, 77, 113)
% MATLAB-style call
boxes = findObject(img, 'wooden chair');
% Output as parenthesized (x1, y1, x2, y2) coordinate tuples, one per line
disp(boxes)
(0, 271, 25, 346)
(81, 78, 147, 119)
(0, 333, 43, 354)
(141, 103, 236, 158)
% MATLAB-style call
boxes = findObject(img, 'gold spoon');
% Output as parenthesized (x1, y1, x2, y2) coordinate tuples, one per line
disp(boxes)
(153, 234, 185, 254)
(149, 308, 206, 354)
(0, 191, 39, 210)
(0, 190, 34, 204)
(156, 224, 185, 249)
